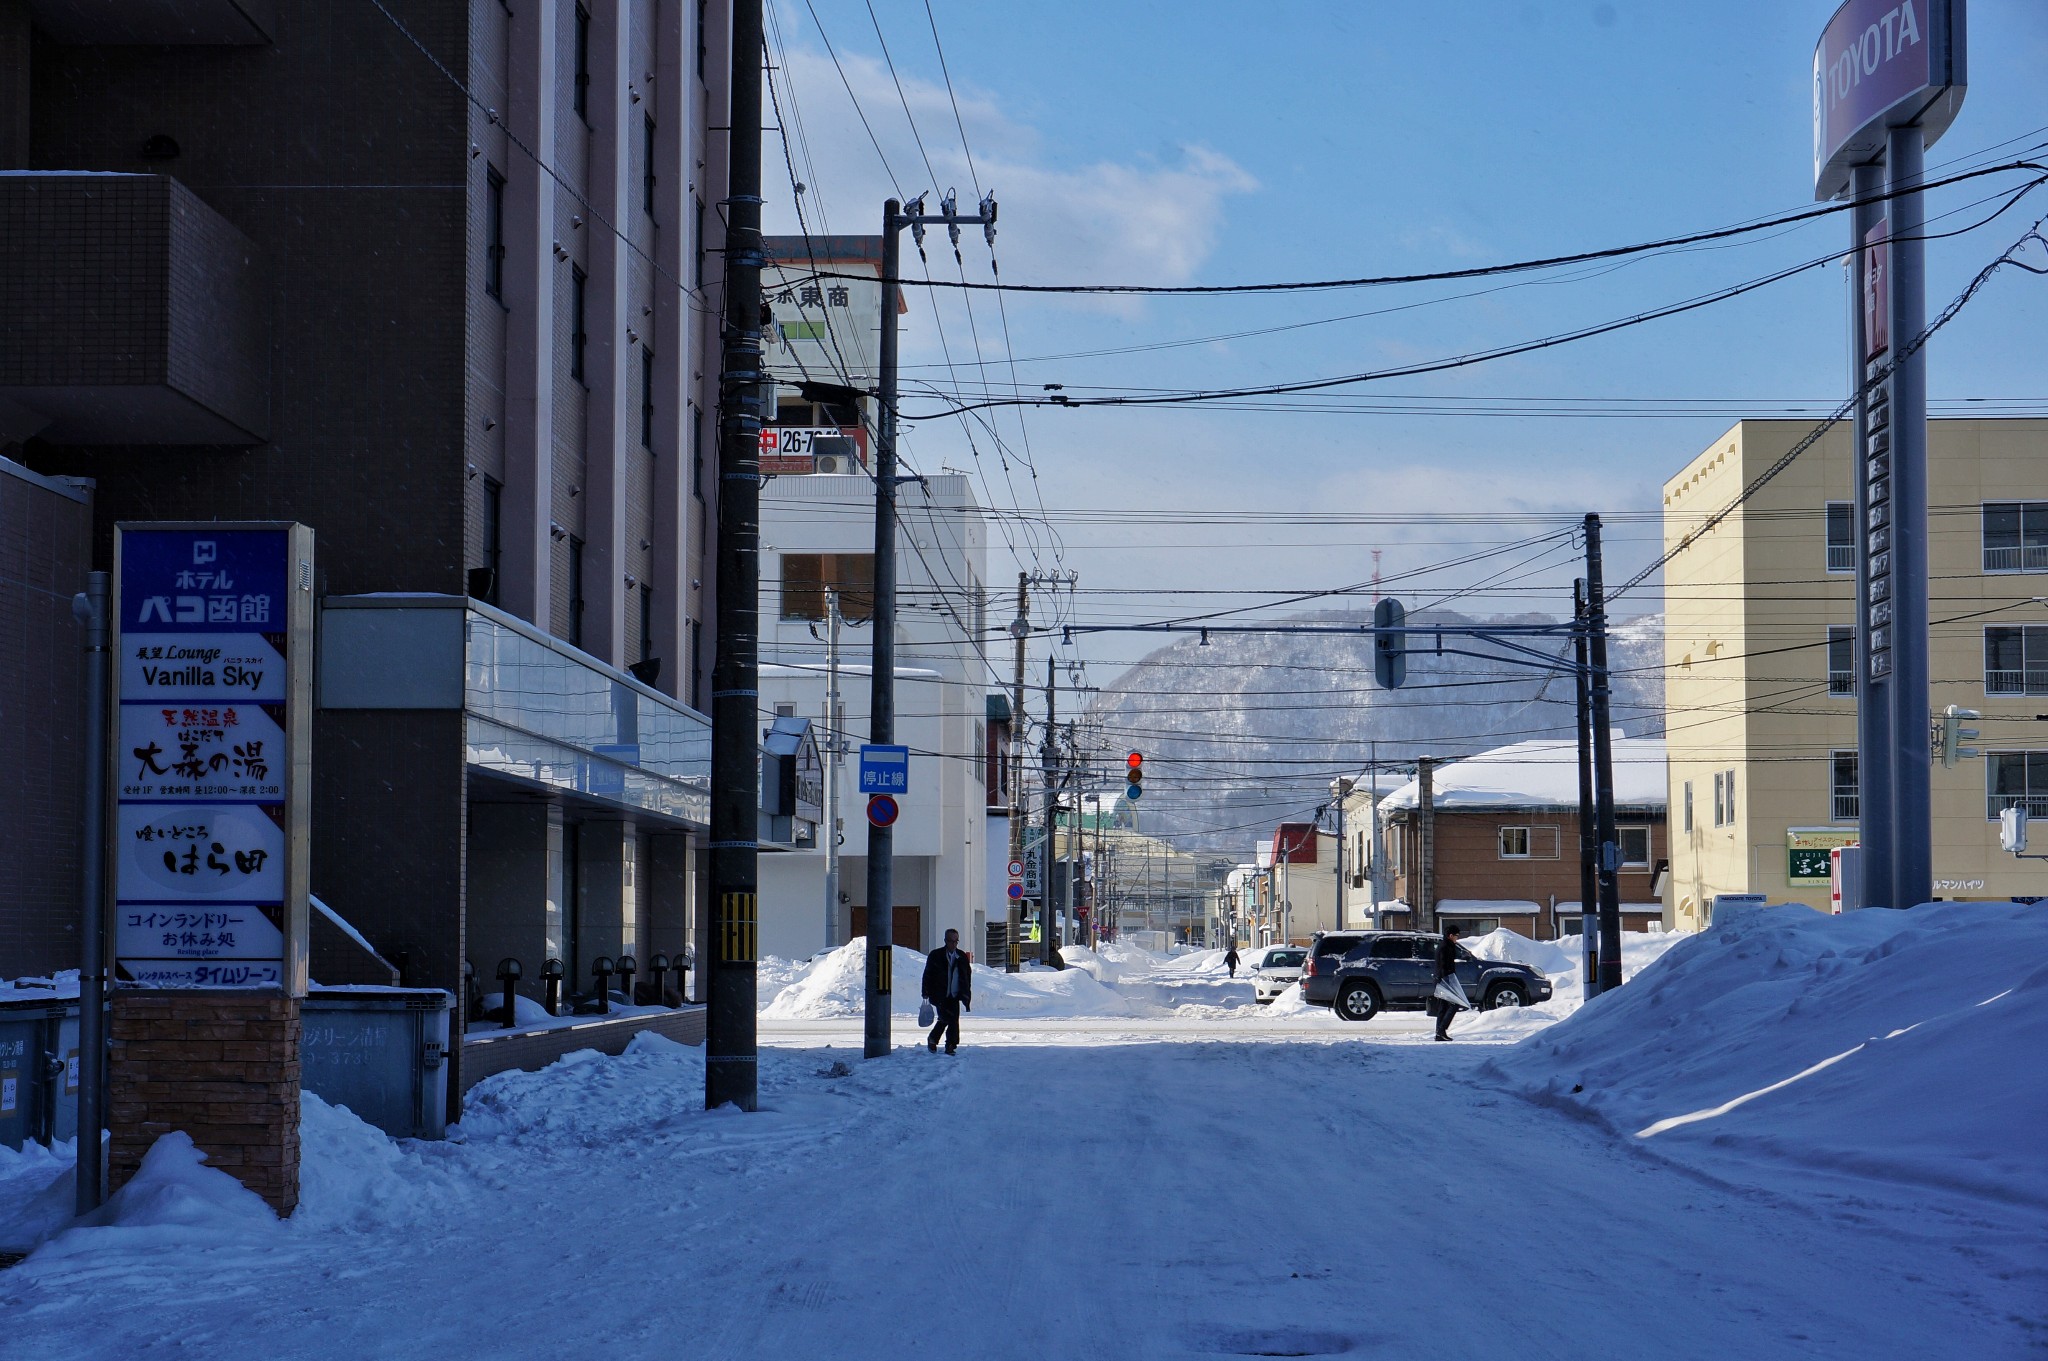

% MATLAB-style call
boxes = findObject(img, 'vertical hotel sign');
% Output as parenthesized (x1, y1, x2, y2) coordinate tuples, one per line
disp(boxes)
(112, 524, 313, 992)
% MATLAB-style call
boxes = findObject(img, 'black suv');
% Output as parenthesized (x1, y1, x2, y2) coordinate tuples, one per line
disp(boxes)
(1300, 930, 1551, 1022)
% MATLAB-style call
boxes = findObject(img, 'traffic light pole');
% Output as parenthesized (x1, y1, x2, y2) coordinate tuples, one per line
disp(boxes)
(706, 0, 765, 1112)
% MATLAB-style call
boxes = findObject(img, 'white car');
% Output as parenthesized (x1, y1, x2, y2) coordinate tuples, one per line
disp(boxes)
(1246, 945, 1307, 1003)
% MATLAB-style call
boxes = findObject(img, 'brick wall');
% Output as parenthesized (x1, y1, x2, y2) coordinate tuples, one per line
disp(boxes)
(1389, 807, 1667, 937)
(109, 991, 301, 1216)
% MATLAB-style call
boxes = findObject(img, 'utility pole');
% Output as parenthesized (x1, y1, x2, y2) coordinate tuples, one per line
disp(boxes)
(1068, 723, 1083, 948)
(73, 571, 109, 1213)
(1331, 779, 1352, 932)
(1006, 573, 1028, 971)
(1417, 757, 1436, 935)
(822, 588, 842, 948)
(867, 190, 998, 1051)
(706, 0, 764, 1112)
(1040, 655, 1058, 965)
(1573, 579, 1600, 1001)
(1584, 513, 1624, 993)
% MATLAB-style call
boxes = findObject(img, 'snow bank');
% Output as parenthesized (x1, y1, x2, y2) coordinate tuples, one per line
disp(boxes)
(295, 1093, 467, 1231)
(761, 939, 930, 1019)
(25, 1133, 280, 1262)
(1488, 903, 2048, 1205)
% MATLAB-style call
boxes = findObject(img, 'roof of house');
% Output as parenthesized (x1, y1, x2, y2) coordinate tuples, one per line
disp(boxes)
(1378, 734, 1666, 814)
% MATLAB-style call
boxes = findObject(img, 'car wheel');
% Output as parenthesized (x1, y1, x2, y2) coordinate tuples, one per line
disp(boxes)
(1334, 981, 1380, 1022)
(1485, 983, 1528, 1010)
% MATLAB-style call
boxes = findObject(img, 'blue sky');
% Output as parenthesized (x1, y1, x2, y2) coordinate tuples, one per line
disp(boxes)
(763, 0, 2048, 667)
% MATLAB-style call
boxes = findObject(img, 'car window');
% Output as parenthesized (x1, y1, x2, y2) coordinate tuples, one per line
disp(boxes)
(1267, 949, 1305, 968)
(1367, 937, 1410, 959)
(1313, 936, 1359, 957)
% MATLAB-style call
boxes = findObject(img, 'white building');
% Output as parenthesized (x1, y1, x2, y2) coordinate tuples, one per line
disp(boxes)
(754, 472, 994, 961)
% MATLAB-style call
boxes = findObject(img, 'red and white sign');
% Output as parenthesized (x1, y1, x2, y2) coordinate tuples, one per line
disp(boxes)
(758, 425, 869, 475)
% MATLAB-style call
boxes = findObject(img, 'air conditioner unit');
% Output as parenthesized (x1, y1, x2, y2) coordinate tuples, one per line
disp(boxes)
(813, 453, 858, 475)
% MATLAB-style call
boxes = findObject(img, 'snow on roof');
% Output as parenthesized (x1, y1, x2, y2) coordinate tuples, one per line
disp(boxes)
(1378, 734, 1665, 814)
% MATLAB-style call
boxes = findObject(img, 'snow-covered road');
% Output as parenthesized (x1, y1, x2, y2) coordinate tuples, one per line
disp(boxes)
(4, 1016, 2035, 1360)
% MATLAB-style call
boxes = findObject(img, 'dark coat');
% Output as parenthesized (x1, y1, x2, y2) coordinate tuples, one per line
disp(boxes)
(921, 947, 972, 1009)
(1435, 933, 1461, 982)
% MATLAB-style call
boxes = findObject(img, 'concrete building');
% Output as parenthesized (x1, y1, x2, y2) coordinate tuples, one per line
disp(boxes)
(2, 2, 735, 1097)
(754, 472, 993, 960)
(1662, 418, 2048, 922)
(1378, 737, 1668, 939)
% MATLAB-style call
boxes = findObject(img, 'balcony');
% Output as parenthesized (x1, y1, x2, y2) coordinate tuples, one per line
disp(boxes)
(1826, 544, 1856, 573)
(1985, 668, 2048, 697)
(0, 174, 269, 445)
(1983, 545, 2048, 574)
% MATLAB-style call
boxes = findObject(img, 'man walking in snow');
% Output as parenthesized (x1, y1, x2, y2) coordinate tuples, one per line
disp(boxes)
(1431, 923, 1465, 1041)
(921, 928, 972, 1054)
(1224, 946, 1240, 978)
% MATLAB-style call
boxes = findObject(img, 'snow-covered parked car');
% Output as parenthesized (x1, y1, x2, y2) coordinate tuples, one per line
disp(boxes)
(1245, 945, 1306, 1003)
(1301, 930, 1552, 1021)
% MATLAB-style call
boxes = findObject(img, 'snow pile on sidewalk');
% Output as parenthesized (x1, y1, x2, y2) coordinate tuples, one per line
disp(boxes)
(760, 940, 931, 1019)
(1489, 902, 2048, 1204)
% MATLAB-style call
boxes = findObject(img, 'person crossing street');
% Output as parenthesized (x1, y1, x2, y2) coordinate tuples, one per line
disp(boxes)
(1431, 923, 1467, 1041)
(921, 929, 973, 1054)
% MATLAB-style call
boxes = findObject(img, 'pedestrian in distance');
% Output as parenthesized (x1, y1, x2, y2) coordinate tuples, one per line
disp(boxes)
(921, 928, 973, 1054)
(1224, 946, 1241, 978)
(1431, 923, 1468, 1042)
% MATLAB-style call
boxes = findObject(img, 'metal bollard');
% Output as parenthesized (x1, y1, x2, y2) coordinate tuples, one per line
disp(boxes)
(495, 957, 523, 1029)
(540, 957, 565, 1015)
(591, 956, 615, 1014)
(615, 954, 637, 1007)
(649, 953, 672, 1006)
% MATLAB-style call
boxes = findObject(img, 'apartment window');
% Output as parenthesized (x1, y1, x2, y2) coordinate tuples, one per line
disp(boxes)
(1618, 826, 1650, 868)
(694, 197, 706, 289)
(641, 346, 656, 449)
(480, 477, 503, 604)
(1682, 780, 1693, 833)
(1831, 750, 1859, 822)
(567, 536, 586, 647)
(1713, 772, 1727, 827)
(691, 403, 705, 499)
(569, 267, 588, 382)
(781, 553, 875, 623)
(639, 585, 655, 664)
(1825, 501, 1855, 574)
(485, 166, 506, 300)
(696, 0, 708, 78)
(1725, 769, 1737, 823)
(1984, 625, 2048, 695)
(1982, 501, 2048, 574)
(1498, 826, 1531, 859)
(643, 114, 657, 216)
(573, 5, 591, 121)
(689, 619, 703, 710)
(1987, 751, 2048, 820)
(1827, 625, 1856, 696)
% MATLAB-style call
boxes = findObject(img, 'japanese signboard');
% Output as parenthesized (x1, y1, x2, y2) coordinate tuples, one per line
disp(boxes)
(757, 425, 869, 475)
(858, 744, 909, 794)
(1812, 0, 1966, 201)
(113, 525, 313, 992)
(1788, 827, 1860, 886)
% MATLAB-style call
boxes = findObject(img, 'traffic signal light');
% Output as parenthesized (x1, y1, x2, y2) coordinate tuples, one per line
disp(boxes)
(1374, 597, 1407, 689)
(2000, 804, 2029, 854)
(1125, 750, 1144, 801)
(1938, 704, 1981, 768)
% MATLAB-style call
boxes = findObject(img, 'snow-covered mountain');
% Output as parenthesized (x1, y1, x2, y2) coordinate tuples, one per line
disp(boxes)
(1083, 609, 1663, 855)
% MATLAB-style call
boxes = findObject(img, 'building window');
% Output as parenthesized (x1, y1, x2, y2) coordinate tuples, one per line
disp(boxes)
(694, 197, 706, 289)
(485, 166, 506, 300)
(569, 266, 588, 382)
(567, 536, 585, 646)
(1682, 780, 1693, 833)
(1826, 501, 1854, 574)
(1713, 772, 1726, 827)
(1498, 826, 1531, 859)
(1618, 825, 1650, 868)
(691, 402, 705, 499)
(1983, 502, 2048, 574)
(480, 477, 503, 604)
(1985, 625, 2048, 695)
(1725, 769, 1736, 823)
(1988, 751, 2048, 820)
(689, 619, 703, 710)
(573, 4, 592, 121)
(643, 114, 657, 216)
(1832, 750, 1859, 822)
(780, 553, 875, 623)
(696, 0, 708, 79)
(641, 346, 656, 449)
(639, 585, 655, 664)
(1827, 625, 1855, 696)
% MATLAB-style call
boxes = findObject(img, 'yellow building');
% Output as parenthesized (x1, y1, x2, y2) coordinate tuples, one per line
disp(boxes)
(1662, 418, 2048, 924)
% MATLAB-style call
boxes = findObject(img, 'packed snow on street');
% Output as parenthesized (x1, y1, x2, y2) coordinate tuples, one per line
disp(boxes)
(3, 904, 2042, 1359)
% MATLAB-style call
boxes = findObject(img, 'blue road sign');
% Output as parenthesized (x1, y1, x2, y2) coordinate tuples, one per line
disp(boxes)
(858, 744, 909, 794)
(866, 794, 900, 828)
